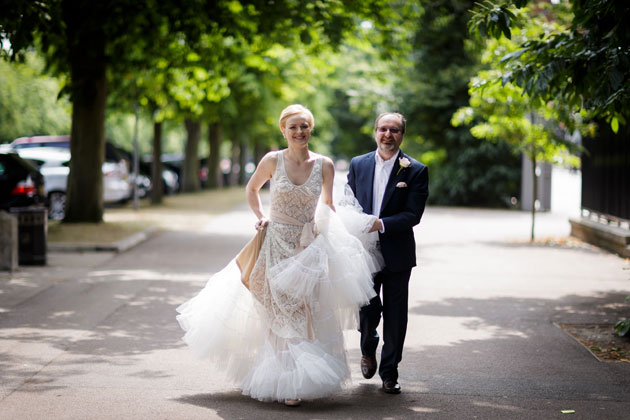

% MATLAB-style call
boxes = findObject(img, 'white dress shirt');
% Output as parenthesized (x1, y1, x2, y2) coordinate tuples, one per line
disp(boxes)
(373, 151, 396, 232)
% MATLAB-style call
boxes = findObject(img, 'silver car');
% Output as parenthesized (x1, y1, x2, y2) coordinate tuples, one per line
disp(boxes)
(15, 147, 131, 219)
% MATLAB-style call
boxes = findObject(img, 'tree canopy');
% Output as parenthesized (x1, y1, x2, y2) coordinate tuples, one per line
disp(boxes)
(469, 0, 630, 131)
(454, 2, 593, 239)
(0, 53, 70, 143)
(2, 0, 610, 217)
(0, 0, 393, 222)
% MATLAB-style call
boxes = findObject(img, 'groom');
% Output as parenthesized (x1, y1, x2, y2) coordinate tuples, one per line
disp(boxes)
(347, 112, 429, 394)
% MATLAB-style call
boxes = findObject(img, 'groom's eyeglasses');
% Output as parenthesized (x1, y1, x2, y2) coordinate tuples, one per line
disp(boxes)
(377, 127, 401, 134)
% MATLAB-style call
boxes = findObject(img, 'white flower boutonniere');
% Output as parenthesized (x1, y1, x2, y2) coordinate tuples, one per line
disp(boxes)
(396, 182, 407, 188)
(396, 157, 411, 176)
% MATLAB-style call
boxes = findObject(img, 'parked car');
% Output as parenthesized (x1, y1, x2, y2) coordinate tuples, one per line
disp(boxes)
(0, 150, 46, 211)
(138, 161, 180, 196)
(117, 148, 180, 196)
(11, 135, 126, 164)
(15, 146, 132, 220)
(143, 153, 206, 191)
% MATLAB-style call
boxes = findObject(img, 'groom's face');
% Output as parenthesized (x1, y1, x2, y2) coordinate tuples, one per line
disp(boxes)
(375, 114, 404, 158)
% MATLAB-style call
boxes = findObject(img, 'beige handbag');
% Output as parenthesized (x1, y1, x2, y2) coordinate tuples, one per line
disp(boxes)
(236, 226, 267, 290)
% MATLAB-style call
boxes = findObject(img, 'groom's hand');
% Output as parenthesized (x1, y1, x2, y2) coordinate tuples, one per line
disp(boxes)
(368, 219, 383, 233)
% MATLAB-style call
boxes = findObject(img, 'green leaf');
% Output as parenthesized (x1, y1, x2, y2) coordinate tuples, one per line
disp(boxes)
(226, 0, 243, 14)
(611, 117, 619, 134)
(500, 49, 526, 63)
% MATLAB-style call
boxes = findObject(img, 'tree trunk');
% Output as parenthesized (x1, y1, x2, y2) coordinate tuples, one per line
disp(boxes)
(530, 153, 537, 242)
(254, 139, 266, 166)
(229, 134, 240, 187)
(151, 120, 163, 204)
(207, 122, 222, 189)
(182, 119, 201, 192)
(238, 138, 247, 185)
(63, 46, 107, 222)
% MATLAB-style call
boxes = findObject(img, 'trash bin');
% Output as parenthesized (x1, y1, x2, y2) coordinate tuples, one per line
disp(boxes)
(10, 206, 47, 265)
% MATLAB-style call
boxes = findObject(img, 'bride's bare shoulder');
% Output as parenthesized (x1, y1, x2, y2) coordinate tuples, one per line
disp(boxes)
(263, 150, 281, 162)
(310, 152, 332, 165)
(257, 150, 281, 174)
(314, 153, 334, 169)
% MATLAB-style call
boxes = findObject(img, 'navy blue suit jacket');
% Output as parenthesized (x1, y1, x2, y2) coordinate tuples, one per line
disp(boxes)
(347, 150, 429, 272)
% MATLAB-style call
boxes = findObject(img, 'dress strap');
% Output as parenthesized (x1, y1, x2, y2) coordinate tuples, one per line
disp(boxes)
(274, 150, 285, 179)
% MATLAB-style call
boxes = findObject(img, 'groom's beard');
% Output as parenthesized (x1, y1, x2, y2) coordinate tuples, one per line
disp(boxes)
(378, 143, 399, 155)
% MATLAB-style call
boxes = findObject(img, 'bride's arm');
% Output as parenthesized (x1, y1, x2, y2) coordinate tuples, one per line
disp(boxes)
(321, 157, 336, 212)
(246, 152, 277, 228)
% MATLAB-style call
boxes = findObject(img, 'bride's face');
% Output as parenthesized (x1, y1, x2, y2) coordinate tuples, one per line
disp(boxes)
(282, 114, 311, 147)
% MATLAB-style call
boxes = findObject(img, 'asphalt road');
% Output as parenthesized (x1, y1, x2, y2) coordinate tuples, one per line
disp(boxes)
(1, 203, 629, 419)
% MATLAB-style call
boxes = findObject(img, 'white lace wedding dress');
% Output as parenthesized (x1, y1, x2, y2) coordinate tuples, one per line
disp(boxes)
(176, 152, 382, 402)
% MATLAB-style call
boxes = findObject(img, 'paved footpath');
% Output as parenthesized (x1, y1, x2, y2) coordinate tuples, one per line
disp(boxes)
(1, 203, 629, 420)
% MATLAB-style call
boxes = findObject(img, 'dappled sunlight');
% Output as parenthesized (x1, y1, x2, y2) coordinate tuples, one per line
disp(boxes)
(106, 211, 215, 232)
(393, 292, 630, 403)
(406, 315, 528, 349)
(103, 188, 248, 233)
(201, 209, 258, 235)
(1, 327, 95, 344)
(417, 206, 574, 245)
(48, 311, 75, 319)
(471, 400, 522, 411)
(87, 269, 210, 283)
(409, 406, 440, 413)
(0, 273, 215, 397)
(1, 277, 43, 289)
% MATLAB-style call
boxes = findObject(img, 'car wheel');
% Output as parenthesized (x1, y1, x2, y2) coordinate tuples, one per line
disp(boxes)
(48, 191, 66, 220)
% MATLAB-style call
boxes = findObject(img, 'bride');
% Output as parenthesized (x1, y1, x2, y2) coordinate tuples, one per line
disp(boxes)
(176, 104, 381, 406)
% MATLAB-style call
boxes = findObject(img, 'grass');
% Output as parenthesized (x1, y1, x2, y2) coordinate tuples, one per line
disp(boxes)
(48, 187, 247, 244)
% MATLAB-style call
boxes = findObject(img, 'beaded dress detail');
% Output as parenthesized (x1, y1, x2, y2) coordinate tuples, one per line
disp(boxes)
(249, 152, 322, 341)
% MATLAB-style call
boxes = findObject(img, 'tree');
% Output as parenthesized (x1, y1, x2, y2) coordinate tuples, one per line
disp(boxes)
(0, 0, 208, 221)
(326, 32, 403, 160)
(395, 0, 522, 207)
(469, 0, 630, 131)
(452, 8, 589, 240)
(1, 0, 391, 221)
(0, 53, 70, 143)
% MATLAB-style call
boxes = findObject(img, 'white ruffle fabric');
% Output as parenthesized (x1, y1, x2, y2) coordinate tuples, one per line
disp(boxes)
(176, 178, 382, 402)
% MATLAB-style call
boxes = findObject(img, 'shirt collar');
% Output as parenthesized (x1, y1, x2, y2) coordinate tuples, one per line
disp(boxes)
(375, 150, 398, 168)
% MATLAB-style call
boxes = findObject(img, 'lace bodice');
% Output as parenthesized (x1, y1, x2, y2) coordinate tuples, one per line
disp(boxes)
(269, 151, 322, 224)
(248, 151, 323, 340)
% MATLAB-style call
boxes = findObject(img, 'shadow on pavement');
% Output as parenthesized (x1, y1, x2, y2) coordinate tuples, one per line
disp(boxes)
(175, 388, 432, 420)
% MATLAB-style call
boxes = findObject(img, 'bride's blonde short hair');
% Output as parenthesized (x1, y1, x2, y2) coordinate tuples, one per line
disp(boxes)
(279, 104, 315, 131)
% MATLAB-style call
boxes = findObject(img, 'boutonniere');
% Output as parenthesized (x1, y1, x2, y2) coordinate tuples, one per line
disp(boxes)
(396, 157, 411, 176)
(396, 182, 407, 188)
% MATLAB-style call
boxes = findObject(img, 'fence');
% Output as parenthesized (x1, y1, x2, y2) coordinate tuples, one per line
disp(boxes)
(581, 122, 630, 223)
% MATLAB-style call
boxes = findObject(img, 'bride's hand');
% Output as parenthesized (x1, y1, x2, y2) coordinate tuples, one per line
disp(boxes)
(368, 219, 383, 233)
(255, 217, 270, 230)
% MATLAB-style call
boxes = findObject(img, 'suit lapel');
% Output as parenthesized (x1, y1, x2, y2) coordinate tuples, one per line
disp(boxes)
(379, 150, 403, 215)
(361, 152, 375, 215)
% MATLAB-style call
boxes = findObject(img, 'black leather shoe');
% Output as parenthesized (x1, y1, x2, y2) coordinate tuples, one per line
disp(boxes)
(382, 380, 401, 394)
(360, 355, 377, 379)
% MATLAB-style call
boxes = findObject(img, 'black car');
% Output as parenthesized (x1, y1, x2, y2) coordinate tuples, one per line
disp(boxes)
(0, 150, 46, 211)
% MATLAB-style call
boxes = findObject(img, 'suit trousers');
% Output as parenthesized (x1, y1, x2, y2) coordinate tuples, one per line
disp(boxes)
(359, 267, 411, 382)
